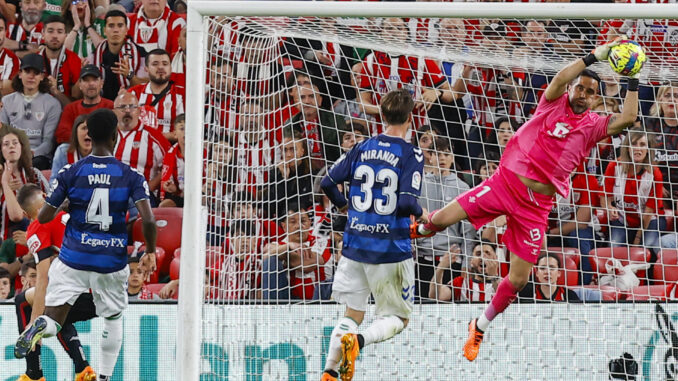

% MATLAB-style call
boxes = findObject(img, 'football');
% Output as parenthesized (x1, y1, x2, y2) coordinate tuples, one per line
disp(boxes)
(608, 40, 646, 77)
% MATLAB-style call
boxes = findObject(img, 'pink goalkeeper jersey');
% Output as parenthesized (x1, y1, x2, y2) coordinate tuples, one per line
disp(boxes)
(501, 93, 611, 197)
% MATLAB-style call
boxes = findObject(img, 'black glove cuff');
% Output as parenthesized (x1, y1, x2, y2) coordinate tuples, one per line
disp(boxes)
(582, 53, 597, 67)
(627, 78, 639, 92)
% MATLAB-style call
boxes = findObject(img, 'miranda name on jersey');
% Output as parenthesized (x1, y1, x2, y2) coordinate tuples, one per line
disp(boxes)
(360, 149, 399, 167)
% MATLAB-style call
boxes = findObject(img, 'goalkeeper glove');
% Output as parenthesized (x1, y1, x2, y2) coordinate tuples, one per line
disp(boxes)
(583, 35, 626, 66)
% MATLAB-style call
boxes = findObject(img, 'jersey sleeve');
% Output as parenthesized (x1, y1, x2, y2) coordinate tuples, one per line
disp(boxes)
(45, 164, 70, 208)
(603, 161, 617, 196)
(399, 146, 425, 198)
(130, 168, 151, 204)
(26, 221, 53, 262)
(423, 58, 446, 88)
(326, 144, 360, 184)
(647, 167, 664, 211)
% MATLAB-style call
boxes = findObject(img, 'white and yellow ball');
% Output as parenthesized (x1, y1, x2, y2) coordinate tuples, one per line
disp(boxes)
(608, 40, 646, 77)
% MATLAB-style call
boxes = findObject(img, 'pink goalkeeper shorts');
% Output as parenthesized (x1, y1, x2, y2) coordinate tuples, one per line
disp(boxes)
(455, 166, 555, 264)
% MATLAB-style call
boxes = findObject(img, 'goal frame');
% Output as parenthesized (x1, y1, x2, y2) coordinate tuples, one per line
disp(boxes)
(180, 2, 678, 378)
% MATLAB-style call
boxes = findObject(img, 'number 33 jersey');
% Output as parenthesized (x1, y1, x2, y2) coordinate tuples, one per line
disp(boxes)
(47, 155, 150, 273)
(327, 134, 424, 264)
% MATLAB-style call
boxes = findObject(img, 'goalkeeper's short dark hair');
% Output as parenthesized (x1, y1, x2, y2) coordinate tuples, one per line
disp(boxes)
(87, 109, 118, 144)
(574, 69, 602, 93)
(380, 88, 414, 126)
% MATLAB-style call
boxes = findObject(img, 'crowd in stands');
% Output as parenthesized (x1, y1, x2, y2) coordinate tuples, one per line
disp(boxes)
(1, 0, 678, 304)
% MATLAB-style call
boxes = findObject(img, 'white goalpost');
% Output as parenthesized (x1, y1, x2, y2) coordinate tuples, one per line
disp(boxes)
(181, 2, 678, 380)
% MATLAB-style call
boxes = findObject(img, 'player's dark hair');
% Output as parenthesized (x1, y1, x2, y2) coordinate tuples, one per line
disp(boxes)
(145, 48, 170, 66)
(44, 14, 66, 27)
(0, 267, 11, 280)
(68, 114, 89, 155)
(87, 109, 118, 144)
(104, 9, 127, 24)
(381, 88, 414, 126)
(575, 69, 602, 93)
(536, 252, 562, 269)
(229, 220, 255, 236)
(17, 183, 42, 209)
(20, 257, 36, 275)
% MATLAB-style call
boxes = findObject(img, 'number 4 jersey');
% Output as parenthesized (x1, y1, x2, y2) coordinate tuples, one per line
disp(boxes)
(327, 134, 424, 264)
(46, 155, 150, 273)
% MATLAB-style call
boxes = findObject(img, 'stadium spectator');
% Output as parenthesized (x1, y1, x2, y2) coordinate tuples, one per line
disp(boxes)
(646, 84, 678, 204)
(547, 166, 601, 285)
(233, 100, 275, 196)
(17, 257, 36, 293)
(429, 241, 500, 302)
(127, 255, 159, 300)
(55, 64, 113, 145)
(0, 0, 17, 24)
(0, 267, 11, 299)
(170, 26, 186, 88)
(129, 48, 185, 141)
(287, 82, 344, 172)
(112, 91, 169, 200)
(332, 63, 374, 125)
(90, 9, 148, 101)
(218, 220, 261, 300)
(6, 0, 45, 56)
(261, 203, 331, 300)
(62, 0, 104, 60)
(0, 53, 62, 170)
(265, 128, 313, 219)
(51, 114, 90, 178)
(127, 0, 185, 56)
(0, 15, 21, 96)
(339, 121, 368, 153)
(414, 124, 437, 167)
(409, 16, 440, 46)
(546, 19, 595, 56)
(203, 137, 237, 245)
(40, 15, 83, 105)
(0, 127, 49, 243)
(204, 59, 234, 139)
(602, 130, 665, 252)
(228, 191, 283, 249)
(518, 252, 580, 302)
(416, 137, 476, 298)
(472, 150, 500, 187)
(358, 17, 453, 134)
(485, 117, 519, 157)
(159, 114, 184, 207)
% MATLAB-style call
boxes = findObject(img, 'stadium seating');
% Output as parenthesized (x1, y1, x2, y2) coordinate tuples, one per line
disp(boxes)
(665, 209, 675, 232)
(589, 247, 651, 284)
(653, 249, 678, 285)
(174, 248, 181, 258)
(145, 283, 166, 297)
(582, 285, 619, 301)
(170, 257, 180, 280)
(132, 207, 183, 276)
(547, 246, 581, 267)
(626, 284, 675, 301)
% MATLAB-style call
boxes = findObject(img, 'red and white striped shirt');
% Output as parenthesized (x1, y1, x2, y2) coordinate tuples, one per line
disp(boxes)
(160, 143, 184, 199)
(0, 48, 19, 80)
(218, 253, 260, 300)
(235, 133, 275, 193)
(127, 6, 185, 56)
(114, 123, 170, 182)
(408, 18, 440, 45)
(283, 234, 331, 300)
(129, 82, 185, 134)
(360, 51, 446, 133)
(0, 168, 48, 240)
(466, 67, 525, 130)
(7, 22, 44, 45)
(451, 276, 495, 302)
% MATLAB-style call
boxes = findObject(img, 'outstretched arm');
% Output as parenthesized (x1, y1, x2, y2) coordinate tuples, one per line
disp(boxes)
(607, 83, 639, 136)
(544, 36, 624, 102)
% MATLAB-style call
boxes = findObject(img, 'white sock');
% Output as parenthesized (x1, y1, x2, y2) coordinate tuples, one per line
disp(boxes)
(99, 314, 123, 377)
(361, 315, 405, 347)
(38, 315, 61, 338)
(477, 313, 491, 332)
(324, 317, 358, 372)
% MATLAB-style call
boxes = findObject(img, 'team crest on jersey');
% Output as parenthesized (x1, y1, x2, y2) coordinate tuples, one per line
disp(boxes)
(547, 122, 571, 138)
(34, 112, 44, 122)
(133, 141, 141, 149)
(50, 178, 58, 190)
(139, 25, 154, 43)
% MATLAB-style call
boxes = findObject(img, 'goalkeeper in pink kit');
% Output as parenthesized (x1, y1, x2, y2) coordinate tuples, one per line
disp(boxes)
(411, 37, 641, 361)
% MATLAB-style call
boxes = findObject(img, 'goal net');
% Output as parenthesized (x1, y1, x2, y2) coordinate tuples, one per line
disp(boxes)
(183, 3, 678, 380)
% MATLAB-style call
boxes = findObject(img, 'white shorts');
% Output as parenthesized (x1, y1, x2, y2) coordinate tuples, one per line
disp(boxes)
(331, 256, 414, 319)
(45, 258, 129, 318)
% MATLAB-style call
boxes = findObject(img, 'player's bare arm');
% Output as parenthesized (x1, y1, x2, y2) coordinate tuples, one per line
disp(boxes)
(136, 198, 158, 281)
(607, 89, 639, 136)
(38, 203, 58, 224)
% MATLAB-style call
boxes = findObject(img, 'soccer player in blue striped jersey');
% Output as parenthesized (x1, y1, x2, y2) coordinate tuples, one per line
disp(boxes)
(319, 89, 427, 381)
(15, 109, 158, 381)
